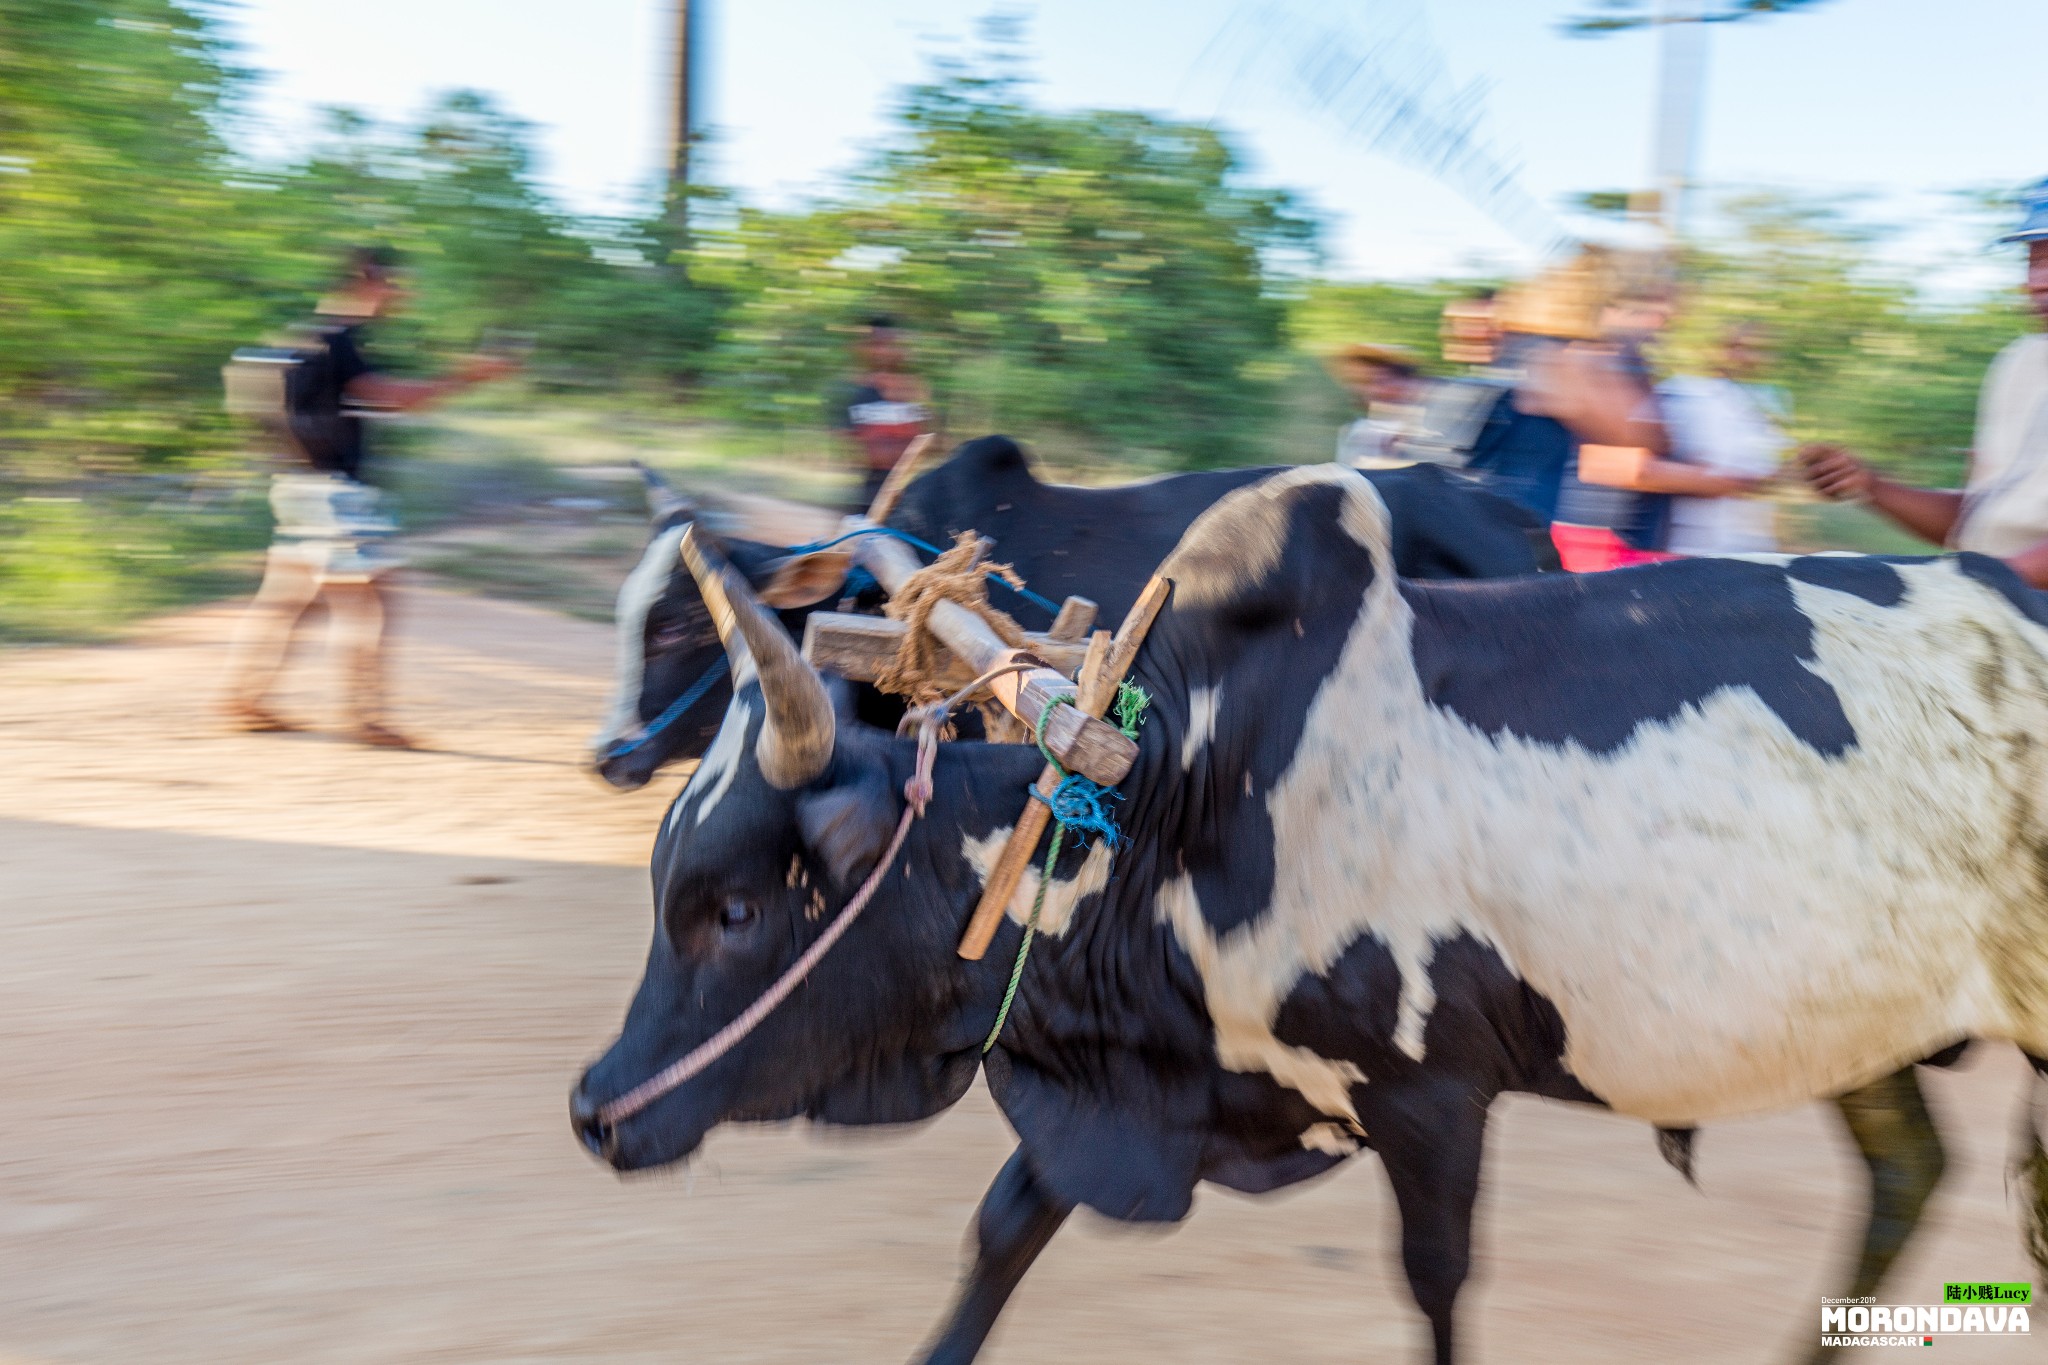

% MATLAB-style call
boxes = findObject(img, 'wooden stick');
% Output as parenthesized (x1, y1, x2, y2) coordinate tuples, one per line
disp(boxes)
(958, 629, 1109, 962)
(1091, 576, 1171, 708)
(802, 611, 1089, 682)
(854, 534, 1137, 788)
(957, 574, 1172, 960)
(864, 432, 936, 526)
(1047, 596, 1098, 641)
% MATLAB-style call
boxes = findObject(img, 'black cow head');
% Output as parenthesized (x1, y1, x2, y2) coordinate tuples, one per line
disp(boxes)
(573, 529, 1033, 1167)
(588, 468, 856, 791)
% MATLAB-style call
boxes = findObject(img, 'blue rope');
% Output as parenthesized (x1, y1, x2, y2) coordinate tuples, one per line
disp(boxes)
(602, 653, 730, 761)
(783, 526, 1063, 618)
(1029, 775, 1122, 849)
(785, 526, 947, 558)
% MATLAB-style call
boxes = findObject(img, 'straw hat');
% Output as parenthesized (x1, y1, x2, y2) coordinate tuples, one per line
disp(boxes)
(1326, 343, 1421, 376)
(1495, 245, 1674, 341)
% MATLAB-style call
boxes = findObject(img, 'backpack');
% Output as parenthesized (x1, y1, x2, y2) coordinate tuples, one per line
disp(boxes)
(223, 323, 349, 468)
(1399, 374, 1514, 468)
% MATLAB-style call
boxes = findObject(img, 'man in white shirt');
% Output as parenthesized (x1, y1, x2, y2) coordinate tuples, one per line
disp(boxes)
(1801, 179, 2048, 584)
(1657, 323, 1783, 555)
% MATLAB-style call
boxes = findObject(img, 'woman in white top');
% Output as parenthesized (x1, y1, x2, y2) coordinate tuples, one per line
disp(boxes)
(1657, 323, 1784, 555)
(1801, 180, 2048, 585)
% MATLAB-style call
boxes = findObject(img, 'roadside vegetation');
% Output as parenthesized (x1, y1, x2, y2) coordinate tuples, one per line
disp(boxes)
(0, 1, 2026, 638)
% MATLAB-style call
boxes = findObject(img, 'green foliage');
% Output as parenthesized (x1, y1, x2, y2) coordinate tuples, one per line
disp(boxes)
(0, 5, 722, 479)
(0, 486, 265, 640)
(0, 5, 2036, 641)
(697, 62, 1317, 467)
(1661, 193, 2024, 485)
(1289, 279, 1493, 371)
(0, 0, 281, 468)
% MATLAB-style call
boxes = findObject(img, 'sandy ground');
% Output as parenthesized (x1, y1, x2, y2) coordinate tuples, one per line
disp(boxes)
(0, 585, 2040, 1364)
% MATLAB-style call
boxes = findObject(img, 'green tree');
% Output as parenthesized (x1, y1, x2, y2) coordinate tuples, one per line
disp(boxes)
(1662, 193, 2022, 485)
(698, 61, 1317, 467)
(0, 0, 283, 469)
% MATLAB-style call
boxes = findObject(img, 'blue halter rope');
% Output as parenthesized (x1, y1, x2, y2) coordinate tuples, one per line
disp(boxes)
(783, 526, 1062, 617)
(601, 653, 730, 762)
(603, 527, 1061, 764)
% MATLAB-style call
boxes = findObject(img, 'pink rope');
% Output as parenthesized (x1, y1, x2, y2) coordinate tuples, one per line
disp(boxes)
(597, 798, 918, 1126)
(593, 688, 975, 1130)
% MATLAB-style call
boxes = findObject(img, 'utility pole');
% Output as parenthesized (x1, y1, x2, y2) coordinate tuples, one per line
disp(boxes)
(666, 0, 701, 229)
(1650, 0, 1709, 239)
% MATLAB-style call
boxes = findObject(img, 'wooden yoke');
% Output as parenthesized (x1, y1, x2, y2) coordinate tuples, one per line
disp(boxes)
(958, 575, 1172, 961)
(853, 533, 1138, 790)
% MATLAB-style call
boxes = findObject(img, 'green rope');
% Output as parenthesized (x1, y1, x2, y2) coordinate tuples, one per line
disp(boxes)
(983, 820, 1062, 1054)
(982, 684, 1151, 1055)
(1113, 681, 1151, 739)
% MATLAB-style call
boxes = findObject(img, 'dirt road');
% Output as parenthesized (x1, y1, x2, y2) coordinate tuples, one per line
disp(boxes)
(0, 587, 2037, 1362)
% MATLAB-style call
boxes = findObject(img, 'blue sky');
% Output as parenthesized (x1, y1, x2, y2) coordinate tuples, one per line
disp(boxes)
(222, 0, 2047, 289)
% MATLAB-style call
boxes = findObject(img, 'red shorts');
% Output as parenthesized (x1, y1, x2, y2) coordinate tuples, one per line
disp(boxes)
(1550, 523, 1680, 573)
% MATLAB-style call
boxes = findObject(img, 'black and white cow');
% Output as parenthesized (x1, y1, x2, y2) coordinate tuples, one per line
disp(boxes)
(574, 465, 2048, 1363)
(587, 436, 1556, 790)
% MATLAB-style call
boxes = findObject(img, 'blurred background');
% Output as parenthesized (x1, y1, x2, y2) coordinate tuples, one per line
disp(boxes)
(4, 3, 2046, 1362)
(2, 0, 2039, 641)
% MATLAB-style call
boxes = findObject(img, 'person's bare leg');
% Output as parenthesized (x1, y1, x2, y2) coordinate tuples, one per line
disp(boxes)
(329, 575, 411, 748)
(222, 550, 320, 730)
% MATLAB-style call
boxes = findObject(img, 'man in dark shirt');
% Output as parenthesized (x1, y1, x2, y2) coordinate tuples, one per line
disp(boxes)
(223, 247, 514, 747)
(832, 315, 932, 513)
(1460, 332, 1577, 525)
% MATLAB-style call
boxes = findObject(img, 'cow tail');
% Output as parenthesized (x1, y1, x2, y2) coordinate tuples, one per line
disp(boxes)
(2019, 1053, 2048, 1279)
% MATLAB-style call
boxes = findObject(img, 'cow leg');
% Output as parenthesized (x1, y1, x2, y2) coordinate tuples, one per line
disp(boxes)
(1830, 1066, 1945, 1304)
(1805, 1069, 1947, 1362)
(1365, 1078, 1492, 1365)
(916, 1147, 1072, 1365)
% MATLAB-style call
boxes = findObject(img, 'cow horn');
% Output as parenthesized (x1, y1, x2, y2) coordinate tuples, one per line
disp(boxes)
(633, 460, 691, 521)
(679, 525, 835, 789)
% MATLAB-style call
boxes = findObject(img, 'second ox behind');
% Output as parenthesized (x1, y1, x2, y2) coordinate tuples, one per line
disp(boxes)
(586, 434, 1557, 791)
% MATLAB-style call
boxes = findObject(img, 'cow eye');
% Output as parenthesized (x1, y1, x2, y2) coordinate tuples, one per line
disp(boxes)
(718, 900, 758, 933)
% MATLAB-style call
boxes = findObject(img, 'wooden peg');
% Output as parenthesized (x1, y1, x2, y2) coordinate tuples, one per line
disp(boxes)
(958, 573, 1172, 960)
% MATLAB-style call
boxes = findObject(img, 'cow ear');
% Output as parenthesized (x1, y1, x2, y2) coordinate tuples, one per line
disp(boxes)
(982, 1049, 1205, 1223)
(795, 761, 899, 890)
(757, 550, 853, 609)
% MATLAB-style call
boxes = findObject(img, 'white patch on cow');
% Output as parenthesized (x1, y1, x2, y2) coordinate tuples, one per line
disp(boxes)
(667, 697, 752, 833)
(1155, 875, 1369, 1123)
(591, 523, 689, 755)
(960, 828, 1114, 936)
(1154, 466, 2048, 1127)
(1181, 686, 1221, 771)
(1299, 1122, 1361, 1155)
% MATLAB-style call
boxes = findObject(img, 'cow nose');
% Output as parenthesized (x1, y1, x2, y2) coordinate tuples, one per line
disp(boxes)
(590, 749, 653, 793)
(569, 1082, 617, 1162)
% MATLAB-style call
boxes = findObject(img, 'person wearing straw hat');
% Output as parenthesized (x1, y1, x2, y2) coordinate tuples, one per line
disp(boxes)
(1800, 179, 2048, 584)
(1329, 343, 1426, 468)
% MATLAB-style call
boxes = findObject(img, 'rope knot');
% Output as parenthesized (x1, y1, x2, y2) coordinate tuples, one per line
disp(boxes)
(1028, 775, 1122, 849)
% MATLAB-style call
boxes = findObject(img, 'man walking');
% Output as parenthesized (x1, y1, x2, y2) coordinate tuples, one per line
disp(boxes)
(832, 315, 932, 513)
(222, 247, 513, 747)
(1801, 179, 2048, 584)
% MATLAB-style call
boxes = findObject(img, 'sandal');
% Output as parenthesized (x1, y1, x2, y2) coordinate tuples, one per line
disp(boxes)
(350, 721, 417, 751)
(225, 702, 297, 733)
